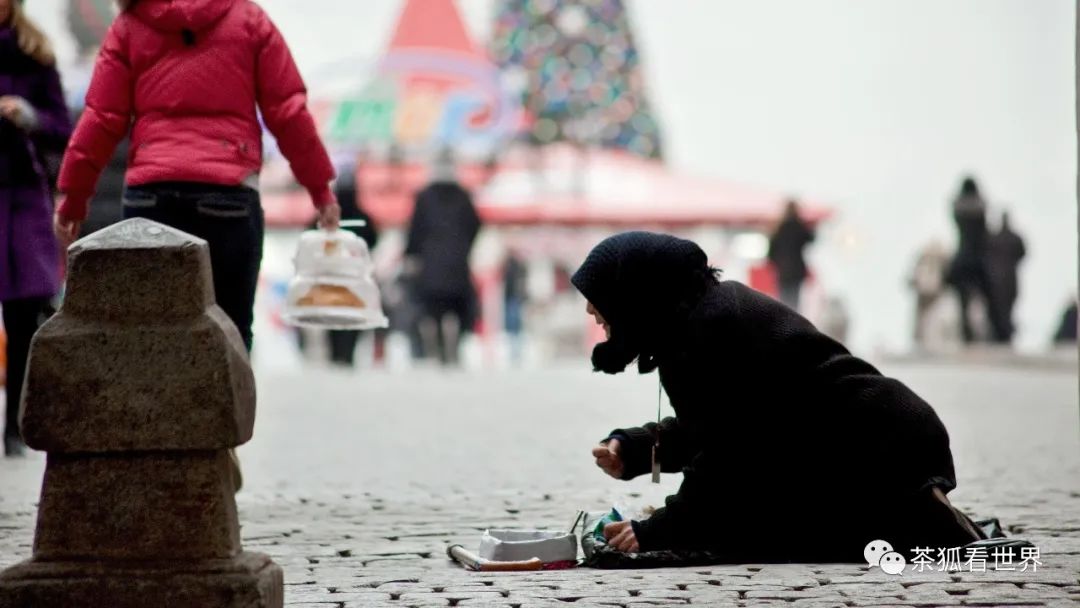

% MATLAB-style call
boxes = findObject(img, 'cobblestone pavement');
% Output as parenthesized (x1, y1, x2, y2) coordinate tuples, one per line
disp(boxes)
(2, 362, 1078, 606)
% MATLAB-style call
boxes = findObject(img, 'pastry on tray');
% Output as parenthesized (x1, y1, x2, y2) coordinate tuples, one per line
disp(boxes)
(296, 284, 366, 308)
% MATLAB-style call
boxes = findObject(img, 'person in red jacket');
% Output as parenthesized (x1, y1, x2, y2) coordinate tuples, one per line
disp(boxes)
(54, 0, 339, 350)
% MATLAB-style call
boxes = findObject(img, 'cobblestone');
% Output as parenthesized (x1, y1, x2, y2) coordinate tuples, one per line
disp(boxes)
(1, 363, 1078, 606)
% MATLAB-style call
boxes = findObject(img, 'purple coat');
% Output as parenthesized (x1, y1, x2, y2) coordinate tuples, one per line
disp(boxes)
(0, 26, 72, 301)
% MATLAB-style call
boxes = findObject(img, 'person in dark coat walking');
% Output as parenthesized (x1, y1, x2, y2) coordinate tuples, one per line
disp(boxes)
(576, 232, 983, 561)
(0, 0, 73, 456)
(768, 200, 815, 310)
(405, 150, 481, 366)
(987, 211, 1026, 344)
(326, 163, 378, 367)
(948, 177, 1007, 343)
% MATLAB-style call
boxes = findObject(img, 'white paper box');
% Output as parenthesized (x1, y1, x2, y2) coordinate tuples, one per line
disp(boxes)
(478, 529, 578, 563)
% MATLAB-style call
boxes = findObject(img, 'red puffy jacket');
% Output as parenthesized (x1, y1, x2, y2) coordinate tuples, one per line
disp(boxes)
(58, 0, 334, 222)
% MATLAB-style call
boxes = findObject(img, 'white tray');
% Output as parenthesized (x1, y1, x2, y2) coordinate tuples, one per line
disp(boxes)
(478, 529, 578, 563)
(282, 305, 388, 330)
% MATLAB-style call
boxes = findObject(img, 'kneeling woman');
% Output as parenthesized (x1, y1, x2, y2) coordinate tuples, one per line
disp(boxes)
(575, 232, 983, 562)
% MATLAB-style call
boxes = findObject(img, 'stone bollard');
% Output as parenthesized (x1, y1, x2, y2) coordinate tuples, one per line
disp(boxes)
(0, 219, 282, 608)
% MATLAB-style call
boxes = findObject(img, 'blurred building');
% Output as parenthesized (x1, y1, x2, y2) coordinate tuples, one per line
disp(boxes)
(254, 0, 835, 367)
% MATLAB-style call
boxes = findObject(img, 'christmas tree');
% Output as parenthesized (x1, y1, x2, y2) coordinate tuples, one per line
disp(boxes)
(490, 0, 664, 159)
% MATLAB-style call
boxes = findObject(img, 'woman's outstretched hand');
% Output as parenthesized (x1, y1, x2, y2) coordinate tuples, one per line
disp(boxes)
(592, 438, 624, 479)
(603, 520, 640, 553)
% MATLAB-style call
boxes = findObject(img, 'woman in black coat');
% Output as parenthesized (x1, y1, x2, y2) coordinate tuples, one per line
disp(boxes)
(574, 232, 983, 562)
(404, 153, 481, 366)
(768, 200, 815, 310)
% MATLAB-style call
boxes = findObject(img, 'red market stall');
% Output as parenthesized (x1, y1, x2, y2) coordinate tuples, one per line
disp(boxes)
(262, 144, 832, 230)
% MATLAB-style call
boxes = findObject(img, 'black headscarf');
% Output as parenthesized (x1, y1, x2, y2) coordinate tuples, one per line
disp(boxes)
(571, 232, 716, 375)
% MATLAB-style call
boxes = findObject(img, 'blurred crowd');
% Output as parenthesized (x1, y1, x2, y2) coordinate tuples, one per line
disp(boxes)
(908, 176, 1073, 351)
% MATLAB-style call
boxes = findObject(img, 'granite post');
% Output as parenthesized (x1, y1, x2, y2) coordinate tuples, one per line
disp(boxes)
(0, 218, 282, 608)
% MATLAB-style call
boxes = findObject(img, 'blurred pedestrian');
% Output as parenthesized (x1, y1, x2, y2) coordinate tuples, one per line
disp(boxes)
(987, 211, 1026, 344)
(947, 177, 1006, 344)
(54, 0, 341, 352)
(908, 239, 949, 347)
(503, 250, 528, 365)
(576, 232, 982, 560)
(326, 162, 378, 367)
(1053, 298, 1077, 346)
(768, 199, 815, 310)
(0, 0, 73, 456)
(405, 149, 481, 367)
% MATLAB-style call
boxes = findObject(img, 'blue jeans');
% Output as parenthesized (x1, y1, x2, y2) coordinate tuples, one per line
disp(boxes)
(504, 296, 524, 335)
(122, 182, 264, 351)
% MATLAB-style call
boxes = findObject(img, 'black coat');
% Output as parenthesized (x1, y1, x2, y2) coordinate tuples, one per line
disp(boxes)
(952, 194, 990, 270)
(503, 255, 528, 301)
(331, 171, 378, 249)
(768, 215, 814, 284)
(405, 182, 481, 299)
(987, 227, 1025, 305)
(573, 232, 975, 561)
